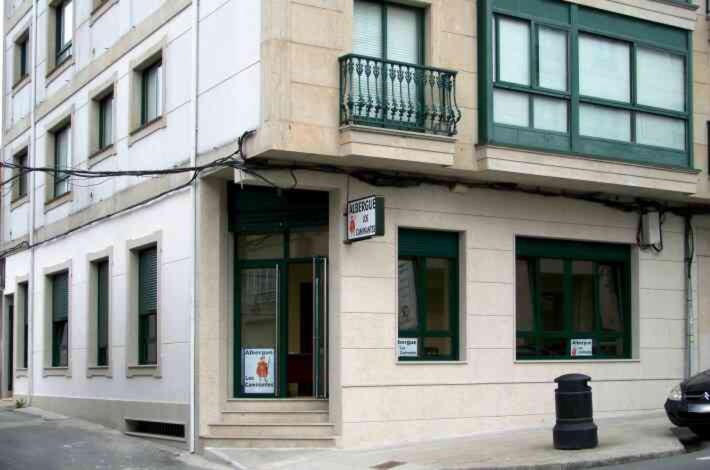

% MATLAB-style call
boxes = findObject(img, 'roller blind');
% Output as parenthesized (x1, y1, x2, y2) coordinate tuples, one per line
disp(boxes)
(386, 4, 419, 63)
(353, 1, 382, 58)
(52, 272, 69, 322)
(138, 247, 157, 316)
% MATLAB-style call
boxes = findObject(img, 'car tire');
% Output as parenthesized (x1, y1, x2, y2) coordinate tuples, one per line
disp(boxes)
(689, 426, 710, 440)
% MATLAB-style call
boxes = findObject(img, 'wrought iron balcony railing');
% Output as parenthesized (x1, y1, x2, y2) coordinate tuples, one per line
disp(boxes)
(339, 54, 461, 137)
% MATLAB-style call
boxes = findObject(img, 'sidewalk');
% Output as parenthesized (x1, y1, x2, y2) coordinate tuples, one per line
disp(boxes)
(205, 412, 686, 470)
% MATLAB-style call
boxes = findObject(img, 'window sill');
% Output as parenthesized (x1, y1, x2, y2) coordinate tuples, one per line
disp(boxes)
(397, 360, 468, 365)
(87, 366, 112, 378)
(649, 0, 698, 10)
(340, 124, 457, 144)
(11, 195, 29, 211)
(90, 0, 119, 26)
(44, 192, 73, 213)
(129, 116, 166, 147)
(11, 75, 30, 97)
(46, 55, 74, 86)
(15, 368, 28, 378)
(127, 364, 161, 378)
(87, 144, 116, 168)
(43, 367, 71, 377)
(514, 359, 640, 364)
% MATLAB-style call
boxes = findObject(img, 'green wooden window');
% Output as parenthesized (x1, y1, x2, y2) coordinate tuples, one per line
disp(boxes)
(478, 0, 692, 168)
(55, 0, 73, 65)
(141, 61, 163, 126)
(96, 260, 109, 367)
(138, 246, 158, 365)
(98, 93, 114, 150)
(515, 237, 631, 360)
(53, 125, 70, 198)
(398, 229, 459, 361)
(51, 271, 69, 368)
(20, 282, 28, 369)
(14, 150, 28, 200)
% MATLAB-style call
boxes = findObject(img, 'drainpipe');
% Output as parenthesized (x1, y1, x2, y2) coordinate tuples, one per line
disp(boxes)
(189, 0, 200, 454)
(685, 216, 695, 379)
(27, 0, 39, 407)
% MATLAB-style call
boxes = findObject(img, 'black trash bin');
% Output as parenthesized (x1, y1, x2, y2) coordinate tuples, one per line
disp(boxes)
(553, 373, 598, 450)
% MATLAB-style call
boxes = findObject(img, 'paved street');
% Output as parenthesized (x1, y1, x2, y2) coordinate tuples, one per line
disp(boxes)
(597, 447, 710, 470)
(0, 408, 225, 470)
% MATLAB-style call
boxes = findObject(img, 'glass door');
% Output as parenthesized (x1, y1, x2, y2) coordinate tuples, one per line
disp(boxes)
(237, 264, 280, 397)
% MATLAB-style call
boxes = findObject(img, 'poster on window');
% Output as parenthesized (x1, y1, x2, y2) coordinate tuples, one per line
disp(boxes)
(398, 261, 418, 330)
(570, 339, 593, 357)
(398, 338, 418, 358)
(243, 348, 275, 394)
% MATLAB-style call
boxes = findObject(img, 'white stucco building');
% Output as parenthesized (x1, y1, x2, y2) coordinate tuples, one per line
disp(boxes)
(2, 0, 710, 453)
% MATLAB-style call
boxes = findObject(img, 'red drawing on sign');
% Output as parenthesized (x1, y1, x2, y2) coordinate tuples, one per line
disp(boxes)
(349, 216, 356, 235)
(256, 356, 269, 383)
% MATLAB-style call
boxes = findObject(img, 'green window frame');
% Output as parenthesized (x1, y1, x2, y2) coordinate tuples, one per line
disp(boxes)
(138, 246, 158, 365)
(14, 150, 28, 200)
(96, 259, 109, 367)
(398, 229, 459, 361)
(20, 282, 29, 369)
(55, 0, 73, 65)
(478, 0, 692, 168)
(53, 125, 70, 198)
(515, 237, 631, 360)
(98, 93, 114, 150)
(140, 61, 163, 126)
(51, 271, 69, 368)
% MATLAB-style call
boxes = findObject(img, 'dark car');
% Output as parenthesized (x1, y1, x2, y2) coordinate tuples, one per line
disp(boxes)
(666, 370, 710, 438)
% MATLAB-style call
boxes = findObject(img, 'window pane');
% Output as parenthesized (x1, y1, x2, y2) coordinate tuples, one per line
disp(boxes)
(56, 127, 70, 168)
(540, 259, 564, 331)
(398, 259, 419, 331)
(353, 0, 383, 58)
(426, 258, 451, 331)
(636, 113, 685, 151)
(62, 1, 73, 46)
(599, 264, 624, 332)
(516, 259, 534, 332)
(599, 338, 624, 357)
(144, 64, 161, 122)
(494, 89, 529, 127)
(541, 338, 566, 357)
(533, 96, 567, 133)
(572, 261, 594, 332)
(498, 17, 530, 85)
(100, 95, 113, 148)
(238, 234, 284, 260)
(139, 246, 158, 317)
(579, 104, 630, 142)
(386, 4, 419, 64)
(637, 47, 684, 112)
(538, 27, 567, 91)
(289, 228, 329, 258)
(579, 34, 630, 102)
(516, 336, 537, 358)
(423, 337, 452, 358)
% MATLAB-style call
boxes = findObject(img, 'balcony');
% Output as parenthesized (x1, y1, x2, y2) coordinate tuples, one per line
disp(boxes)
(338, 54, 461, 168)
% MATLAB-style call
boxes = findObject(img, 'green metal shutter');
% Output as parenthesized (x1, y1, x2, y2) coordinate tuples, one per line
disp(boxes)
(138, 247, 157, 316)
(399, 229, 459, 258)
(52, 272, 69, 322)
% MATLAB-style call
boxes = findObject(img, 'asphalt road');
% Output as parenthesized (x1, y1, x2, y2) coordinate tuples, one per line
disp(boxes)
(0, 408, 226, 470)
(596, 431, 710, 470)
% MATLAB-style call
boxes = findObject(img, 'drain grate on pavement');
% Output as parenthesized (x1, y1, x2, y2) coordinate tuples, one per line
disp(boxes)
(371, 461, 406, 470)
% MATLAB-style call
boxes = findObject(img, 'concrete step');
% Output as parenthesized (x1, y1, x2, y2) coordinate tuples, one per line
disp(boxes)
(207, 422, 335, 439)
(223, 398, 328, 413)
(201, 435, 338, 449)
(220, 410, 330, 424)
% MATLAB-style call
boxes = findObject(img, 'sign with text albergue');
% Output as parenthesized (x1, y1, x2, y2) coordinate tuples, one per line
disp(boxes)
(345, 195, 385, 243)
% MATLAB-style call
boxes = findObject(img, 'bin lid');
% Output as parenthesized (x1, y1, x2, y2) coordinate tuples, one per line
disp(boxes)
(555, 373, 591, 391)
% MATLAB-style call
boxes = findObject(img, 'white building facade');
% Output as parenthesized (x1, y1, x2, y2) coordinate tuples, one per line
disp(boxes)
(2, 0, 710, 452)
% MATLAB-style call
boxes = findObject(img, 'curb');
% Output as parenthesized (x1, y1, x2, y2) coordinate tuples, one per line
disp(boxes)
(449, 448, 686, 470)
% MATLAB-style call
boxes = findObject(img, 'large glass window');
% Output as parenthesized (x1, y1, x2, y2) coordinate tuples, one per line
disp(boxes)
(138, 246, 158, 365)
(397, 229, 459, 361)
(484, 0, 690, 167)
(51, 271, 69, 368)
(515, 238, 631, 360)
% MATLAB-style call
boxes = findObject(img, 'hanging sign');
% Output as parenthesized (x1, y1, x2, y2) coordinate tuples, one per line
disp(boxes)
(571, 339, 593, 358)
(345, 195, 385, 243)
(398, 338, 418, 358)
(243, 348, 275, 394)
